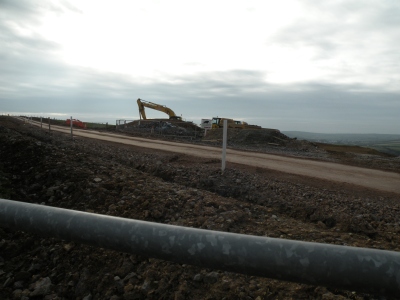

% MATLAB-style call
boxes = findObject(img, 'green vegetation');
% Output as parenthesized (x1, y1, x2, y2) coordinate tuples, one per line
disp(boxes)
(284, 131, 400, 156)
(28, 116, 64, 126)
(370, 141, 400, 156)
(316, 143, 396, 157)
(85, 122, 113, 129)
(24, 116, 115, 130)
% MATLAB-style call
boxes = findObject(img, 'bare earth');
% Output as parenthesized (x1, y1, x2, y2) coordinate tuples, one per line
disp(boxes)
(22, 119, 400, 194)
(1, 116, 400, 300)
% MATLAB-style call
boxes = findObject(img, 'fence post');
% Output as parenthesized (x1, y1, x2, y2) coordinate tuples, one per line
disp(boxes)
(70, 116, 73, 139)
(221, 120, 228, 172)
(48, 117, 50, 132)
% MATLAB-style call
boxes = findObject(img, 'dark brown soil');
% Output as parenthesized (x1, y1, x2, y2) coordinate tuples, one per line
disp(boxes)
(1, 116, 399, 300)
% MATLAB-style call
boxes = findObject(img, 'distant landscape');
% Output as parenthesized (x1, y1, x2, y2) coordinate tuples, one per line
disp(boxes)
(283, 131, 400, 156)
(18, 116, 400, 156)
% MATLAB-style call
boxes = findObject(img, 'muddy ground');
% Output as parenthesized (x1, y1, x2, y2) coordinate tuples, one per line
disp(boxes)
(1, 116, 400, 300)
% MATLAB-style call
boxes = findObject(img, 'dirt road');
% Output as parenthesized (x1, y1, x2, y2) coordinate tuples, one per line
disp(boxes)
(24, 118, 400, 194)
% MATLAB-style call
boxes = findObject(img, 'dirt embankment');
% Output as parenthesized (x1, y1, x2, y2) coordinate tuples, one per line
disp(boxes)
(1, 116, 400, 300)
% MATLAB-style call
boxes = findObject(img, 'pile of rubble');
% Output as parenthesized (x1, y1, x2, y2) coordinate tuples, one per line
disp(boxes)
(1, 116, 399, 299)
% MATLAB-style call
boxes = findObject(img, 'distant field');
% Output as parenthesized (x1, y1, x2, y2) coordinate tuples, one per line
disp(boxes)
(369, 140, 400, 156)
(27, 117, 113, 129)
(85, 122, 113, 129)
(315, 143, 395, 157)
(284, 131, 400, 156)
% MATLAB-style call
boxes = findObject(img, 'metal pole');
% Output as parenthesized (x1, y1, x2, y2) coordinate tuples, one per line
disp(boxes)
(70, 116, 73, 139)
(1, 198, 399, 296)
(221, 120, 228, 172)
(48, 117, 50, 132)
(41, 117, 42, 128)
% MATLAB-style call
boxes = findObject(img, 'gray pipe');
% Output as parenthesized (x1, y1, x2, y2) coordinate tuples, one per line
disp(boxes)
(1, 198, 399, 296)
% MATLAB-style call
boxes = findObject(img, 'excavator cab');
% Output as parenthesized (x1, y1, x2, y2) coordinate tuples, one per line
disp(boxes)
(212, 117, 222, 129)
(211, 117, 235, 129)
(211, 117, 260, 129)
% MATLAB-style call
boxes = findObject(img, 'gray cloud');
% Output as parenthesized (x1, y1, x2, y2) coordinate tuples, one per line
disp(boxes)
(1, 0, 399, 134)
(0, 0, 40, 18)
(0, 0, 81, 19)
(3, 55, 399, 134)
(270, 1, 400, 67)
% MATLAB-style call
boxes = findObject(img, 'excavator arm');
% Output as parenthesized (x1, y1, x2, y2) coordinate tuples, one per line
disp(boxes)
(137, 98, 182, 121)
(137, 98, 147, 120)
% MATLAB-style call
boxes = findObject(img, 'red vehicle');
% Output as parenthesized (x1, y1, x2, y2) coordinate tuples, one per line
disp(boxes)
(66, 119, 87, 129)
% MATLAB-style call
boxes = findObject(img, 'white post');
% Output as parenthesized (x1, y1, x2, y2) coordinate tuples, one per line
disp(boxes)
(70, 116, 73, 139)
(221, 119, 228, 172)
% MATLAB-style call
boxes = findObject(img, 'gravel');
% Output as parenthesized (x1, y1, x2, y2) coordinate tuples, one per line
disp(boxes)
(1, 116, 399, 299)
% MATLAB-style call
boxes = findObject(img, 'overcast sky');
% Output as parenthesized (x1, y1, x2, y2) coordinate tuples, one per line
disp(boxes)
(1, 0, 399, 133)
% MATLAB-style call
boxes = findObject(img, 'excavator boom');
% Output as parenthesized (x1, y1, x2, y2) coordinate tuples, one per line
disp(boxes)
(137, 98, 147, 120)
(137, 98, 182, 121)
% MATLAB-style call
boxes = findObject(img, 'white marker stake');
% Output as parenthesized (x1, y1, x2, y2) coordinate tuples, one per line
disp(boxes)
(221, 119, 228, 172)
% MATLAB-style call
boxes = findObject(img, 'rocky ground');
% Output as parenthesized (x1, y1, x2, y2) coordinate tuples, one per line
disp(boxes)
(1, 116, 400, 300)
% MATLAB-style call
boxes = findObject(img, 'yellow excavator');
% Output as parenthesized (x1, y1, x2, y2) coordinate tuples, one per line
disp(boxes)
(137, 98, 182, 121)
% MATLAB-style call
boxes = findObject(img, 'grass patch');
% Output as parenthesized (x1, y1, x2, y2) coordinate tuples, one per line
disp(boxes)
(27, 117, 115, 130)
(316, 143, 395, 157)
(369, 141, 400, 156)
(85, 122, 114, 129)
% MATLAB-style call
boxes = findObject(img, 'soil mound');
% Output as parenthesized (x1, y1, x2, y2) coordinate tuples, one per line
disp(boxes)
(203, 128, 289, 145)
(1, 117, 400, 299)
